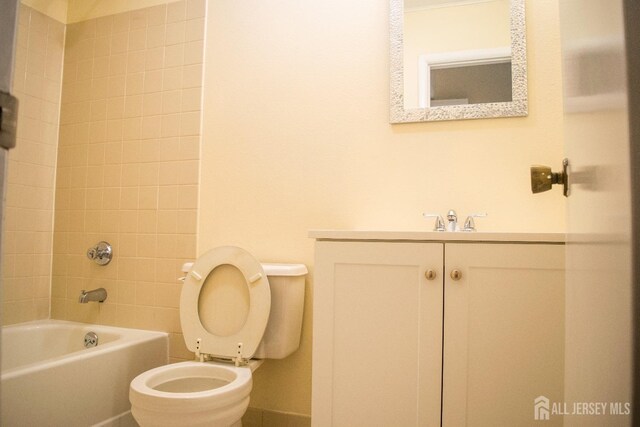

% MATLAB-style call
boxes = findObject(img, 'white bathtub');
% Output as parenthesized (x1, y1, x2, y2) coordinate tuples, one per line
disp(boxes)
(1, 320, 168, 427)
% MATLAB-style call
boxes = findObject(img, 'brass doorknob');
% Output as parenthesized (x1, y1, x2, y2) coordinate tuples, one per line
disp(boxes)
(450, 269, 462, 281)
(530, 158, 570, 197)
(424, 270, 437, 280)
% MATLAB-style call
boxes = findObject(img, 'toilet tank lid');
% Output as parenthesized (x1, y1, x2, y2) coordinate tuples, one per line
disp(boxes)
(261, 263, 308, 276)
(181, 262, 307, 276)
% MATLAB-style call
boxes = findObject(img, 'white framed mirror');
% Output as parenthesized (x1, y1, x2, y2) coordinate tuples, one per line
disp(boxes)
(390, 0, 527, 123)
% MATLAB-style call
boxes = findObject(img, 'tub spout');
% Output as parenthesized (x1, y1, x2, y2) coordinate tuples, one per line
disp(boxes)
(79, 288, 107, 303)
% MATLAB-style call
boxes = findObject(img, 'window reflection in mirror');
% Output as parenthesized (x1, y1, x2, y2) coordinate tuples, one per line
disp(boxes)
(430, 60, 512, 106)
(403, 0, 511, 109)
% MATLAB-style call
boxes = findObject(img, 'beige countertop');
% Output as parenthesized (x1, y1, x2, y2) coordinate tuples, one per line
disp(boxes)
(308, 230, 566, 243)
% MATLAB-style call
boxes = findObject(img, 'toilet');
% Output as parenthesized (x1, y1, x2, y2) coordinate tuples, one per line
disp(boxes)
(129, 246, 307, 427)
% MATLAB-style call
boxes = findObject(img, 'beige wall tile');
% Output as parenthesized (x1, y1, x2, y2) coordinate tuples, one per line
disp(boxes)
(139, 140, 159, 162)
(128, 55, 146, 78)
(126, 72, 145, 94)
(141, 115, 162, 139)
(138, 186, 159, 209)
(93, 36, 111, 58)
(119, 210, 138, 233)
(49, 2, 205, 362)
(124, 95, 143, 118)
(164, 44, 184, 68)
(157, 211, 177, 234)
(138, 210, 158, 233)
(158, 185, 178, 209)
(162, 90, 182, 114)
(146, 25, 165, 50)
(177, 160, 198, 185)
(158, 163, 178, 185)
(107, 96, 125, 119)
(147, 5, 167, 27)
(183, 40, 203, 65)
(186, 0, 206, 20)
(166, 1, 186, 24)
(165, 21, 185, 46)
(182, 64, 202, 88)
(181, 87, 201, 112)
(185, 17, 204, 42)
(122, 118, 142, 140)
(161, 114, 181, 137)
(145, 47, 164, 71)
(3, 5, 64, 325)
(162, 67, 182, 91)
(143, 92, 163, 116)
(110, 31, 128, 55)
(144, 69, 163, 93)
(158, 137, 180, 161)
(130, 9, 148, 30)
(180, 111, 200, 136)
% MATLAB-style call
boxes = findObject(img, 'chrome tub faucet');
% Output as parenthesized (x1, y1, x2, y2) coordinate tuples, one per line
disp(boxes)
(79, 288, 107, 303)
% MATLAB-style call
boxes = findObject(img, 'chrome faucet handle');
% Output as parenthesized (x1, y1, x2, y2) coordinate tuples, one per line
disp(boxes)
(87, 241, 112, 266)
(462, 212, 488, 232)
(423, 213, 446, 231)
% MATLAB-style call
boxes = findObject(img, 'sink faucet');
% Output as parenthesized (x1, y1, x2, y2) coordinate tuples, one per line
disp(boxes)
(79, 288, 107, 303)
(446, 210, 459, 232)
(423, 210, 487, 232)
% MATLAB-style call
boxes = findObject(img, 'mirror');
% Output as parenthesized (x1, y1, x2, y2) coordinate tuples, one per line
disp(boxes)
(390, 0, 527, 123)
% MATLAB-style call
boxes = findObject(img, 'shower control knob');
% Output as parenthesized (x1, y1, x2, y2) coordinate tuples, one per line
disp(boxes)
(450, 269, 462, 281)
(86, 241, 112, 266)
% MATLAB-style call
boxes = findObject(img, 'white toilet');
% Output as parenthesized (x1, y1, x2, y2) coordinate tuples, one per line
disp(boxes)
(129, 246, 307, 427)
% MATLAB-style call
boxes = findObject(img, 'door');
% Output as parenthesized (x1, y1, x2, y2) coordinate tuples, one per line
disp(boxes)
(312, 241, 443, 427)
(441, 243, 565, 427)
(559, 1, 634, 425)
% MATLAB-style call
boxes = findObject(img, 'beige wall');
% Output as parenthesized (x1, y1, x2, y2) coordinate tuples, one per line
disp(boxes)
(3, 4, 64, 325)
(50, 0, 206, 361)
(200, 0, 565, 416)
(19, 0, 181, 24)
(66, 0, 186, 24)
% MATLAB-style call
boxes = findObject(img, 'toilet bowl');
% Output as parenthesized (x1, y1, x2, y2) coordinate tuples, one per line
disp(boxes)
(130, 361, 257, 427)
(129, 246, 307, 427)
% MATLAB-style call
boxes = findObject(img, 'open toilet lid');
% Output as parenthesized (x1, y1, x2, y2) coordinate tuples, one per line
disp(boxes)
(180, 246, 271, 360)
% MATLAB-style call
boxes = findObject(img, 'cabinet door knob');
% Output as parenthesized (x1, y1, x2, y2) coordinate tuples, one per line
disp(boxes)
(450, 269, 462, 281)
(424, 269, 437, 280)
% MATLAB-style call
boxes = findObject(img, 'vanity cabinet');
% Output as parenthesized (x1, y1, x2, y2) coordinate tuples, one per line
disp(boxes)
(311, 235, 564, 427)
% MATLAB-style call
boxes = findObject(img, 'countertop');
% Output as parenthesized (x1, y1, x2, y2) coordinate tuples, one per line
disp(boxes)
(308, 230, 566, 243)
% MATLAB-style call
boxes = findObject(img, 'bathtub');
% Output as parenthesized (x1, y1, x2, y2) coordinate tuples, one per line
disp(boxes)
(1, 319, 168, 427)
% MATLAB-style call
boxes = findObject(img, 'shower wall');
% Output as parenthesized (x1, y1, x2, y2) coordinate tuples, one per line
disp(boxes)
(2, 4, 64, 325)
(50, 0, 205, 361)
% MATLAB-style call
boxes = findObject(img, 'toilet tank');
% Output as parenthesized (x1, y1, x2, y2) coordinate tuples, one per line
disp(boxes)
(253, 263, 307, 359)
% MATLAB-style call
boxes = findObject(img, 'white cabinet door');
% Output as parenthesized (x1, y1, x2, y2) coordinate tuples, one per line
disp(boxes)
(442, 243, 565, 427)
(312, 241, 444, 427)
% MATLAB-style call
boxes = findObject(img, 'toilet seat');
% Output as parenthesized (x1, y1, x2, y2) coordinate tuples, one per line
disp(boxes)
(130, 362, 252, 411)
(180, 246, 271, 362)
